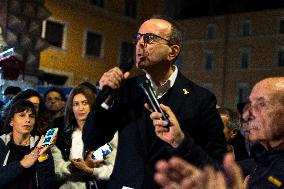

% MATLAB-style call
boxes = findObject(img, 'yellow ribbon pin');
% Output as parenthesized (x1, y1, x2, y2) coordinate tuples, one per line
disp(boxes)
(183, 88, 189, 95)
(38, 153, 49, 162)
(268, 176, 282, 187)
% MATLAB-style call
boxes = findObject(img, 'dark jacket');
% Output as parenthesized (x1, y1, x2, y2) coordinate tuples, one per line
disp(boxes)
(231, 132, 250, 161)
(240, 144, 284, 189)
(83, 73, 227, 189)
(0, 134, 58, 189)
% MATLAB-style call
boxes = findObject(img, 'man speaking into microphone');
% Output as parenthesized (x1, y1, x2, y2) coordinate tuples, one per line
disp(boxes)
(83, 15, 227, 189)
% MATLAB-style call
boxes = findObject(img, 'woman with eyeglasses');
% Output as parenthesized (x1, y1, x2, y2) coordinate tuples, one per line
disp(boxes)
(51, 85, 117, 189)
(0, 100, 58, 189)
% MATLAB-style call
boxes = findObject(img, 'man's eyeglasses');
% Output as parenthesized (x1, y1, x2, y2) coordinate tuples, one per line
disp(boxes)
(133, 33, 173, 45)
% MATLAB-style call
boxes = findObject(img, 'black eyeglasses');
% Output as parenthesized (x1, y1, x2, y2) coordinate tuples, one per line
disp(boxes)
(133, 33, 173, 45)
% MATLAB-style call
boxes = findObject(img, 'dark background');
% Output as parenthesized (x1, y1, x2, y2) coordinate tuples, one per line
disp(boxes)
(167, 0, 284, 19)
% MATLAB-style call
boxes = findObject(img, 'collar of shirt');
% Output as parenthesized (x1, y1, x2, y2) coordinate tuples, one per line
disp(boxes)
(146, 65, 178, 99)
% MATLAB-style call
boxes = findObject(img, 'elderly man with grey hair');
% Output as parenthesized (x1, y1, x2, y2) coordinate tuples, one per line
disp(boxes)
(154, 77, 284, 189)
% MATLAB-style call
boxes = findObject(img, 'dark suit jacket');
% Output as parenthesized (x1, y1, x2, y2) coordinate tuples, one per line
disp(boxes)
(83, 72, 227, 189)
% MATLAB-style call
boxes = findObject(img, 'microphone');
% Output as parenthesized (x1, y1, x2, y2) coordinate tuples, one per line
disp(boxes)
(94, 58, 134, 108)
(140, 79, 170, 126)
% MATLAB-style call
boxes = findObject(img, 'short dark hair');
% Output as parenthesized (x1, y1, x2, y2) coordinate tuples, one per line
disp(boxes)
(3, 100, 37, 134)
(218, 107, 241, 131)
(44, 87, 66, 102)
(4, 86, 22, 95)
(5, 89, 46, 113)
(150, 14, 184, 50)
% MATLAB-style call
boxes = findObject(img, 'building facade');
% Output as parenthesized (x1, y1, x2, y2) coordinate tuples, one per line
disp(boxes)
(40, 0, 164, 85)
(180, 9, 284, 110)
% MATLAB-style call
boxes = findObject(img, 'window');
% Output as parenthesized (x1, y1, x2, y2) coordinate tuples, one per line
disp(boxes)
(124, 0, 137, 18)
(89, 0, 104, 7)
(204, 50, 214, 70)
(237, 83, 250, 103)
(278, 47, 284, 67)
(85, 31, 102, 57)
(207, 24, 217, 39)
(120, 42, 135, 66)
(280, 20, 284, 34)
(44, 20, 65, 48)
(239, 48, 250, 69)
(241, 21, 251, 37)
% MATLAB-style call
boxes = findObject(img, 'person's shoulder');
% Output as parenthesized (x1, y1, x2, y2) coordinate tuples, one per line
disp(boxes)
(0, 134, 11, 156)
(52, 116, 65, 127)
(122, 74, 146, 90)
(177, 73, 215, 98)
(0, 133, 12, 145)
(125, 74, 145, 84)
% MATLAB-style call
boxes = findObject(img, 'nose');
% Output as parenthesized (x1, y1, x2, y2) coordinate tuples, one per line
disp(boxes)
(25, 115, 31, 123)
(243, 106, 255, 123)
(136, 36, 146, 48)
(78, 103, 85, 111)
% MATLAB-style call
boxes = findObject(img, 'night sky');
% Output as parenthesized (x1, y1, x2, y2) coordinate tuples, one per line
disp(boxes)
(175, 0, 284, 18)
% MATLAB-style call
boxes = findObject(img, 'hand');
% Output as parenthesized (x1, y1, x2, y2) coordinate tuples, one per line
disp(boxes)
(145, 103, 185, 148)
(154, 153, 247, 189)
(36, 135, 51, 155)
(85, 151, 104, 168)
(223, 153, 247, 189)
(20, 136, 49, 168)
(20, 148, 40, 168)
(155, 156, 203, 189)
(69, 158, 94, 175)
(99, 67, 130, 105)
(99, 67, 130, 91)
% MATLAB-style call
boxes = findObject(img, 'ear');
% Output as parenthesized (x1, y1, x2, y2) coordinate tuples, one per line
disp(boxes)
(10, 121, 13, 127)
(168, 45, 180, 61)
(230, 129, 239, 139)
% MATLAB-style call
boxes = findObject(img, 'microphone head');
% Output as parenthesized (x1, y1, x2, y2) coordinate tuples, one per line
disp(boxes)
(119, 58, 135, 73)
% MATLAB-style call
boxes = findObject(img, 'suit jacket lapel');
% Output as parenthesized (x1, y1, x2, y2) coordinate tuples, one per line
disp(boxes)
(165, 72, 191, 115)
(147, 72, 191, 162)
(135, 76, 149, 159)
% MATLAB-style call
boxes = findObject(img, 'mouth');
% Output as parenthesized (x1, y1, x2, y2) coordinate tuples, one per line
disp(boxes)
(136, 53, 148, 65)
(243, 122, 259, 132)
(78, 113, 86, 117)
(23, 125, 32, 129)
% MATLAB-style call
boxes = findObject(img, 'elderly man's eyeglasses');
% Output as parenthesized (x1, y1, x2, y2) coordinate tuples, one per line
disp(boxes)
(133, 33, 173, 45)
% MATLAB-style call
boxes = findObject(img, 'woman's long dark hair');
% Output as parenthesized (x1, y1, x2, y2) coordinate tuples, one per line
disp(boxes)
(56, 85, 96, 160)
(64, 85, 96, 130)
(3, 100, 37, 135)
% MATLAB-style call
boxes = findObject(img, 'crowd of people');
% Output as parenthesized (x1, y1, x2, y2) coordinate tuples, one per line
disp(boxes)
(0, 14, 283, 189)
